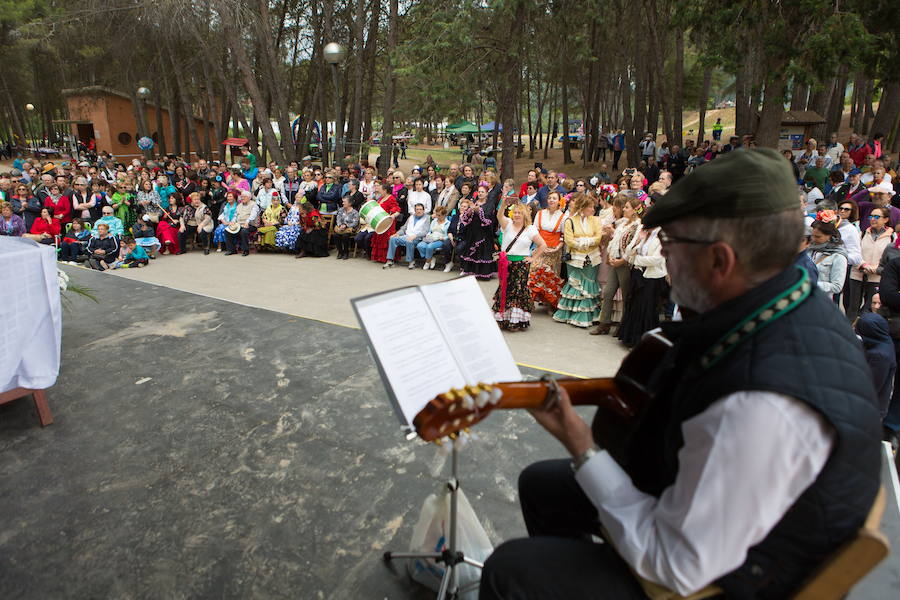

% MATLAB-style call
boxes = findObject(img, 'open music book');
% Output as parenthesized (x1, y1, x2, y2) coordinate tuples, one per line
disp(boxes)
(352, 276, 522, 432)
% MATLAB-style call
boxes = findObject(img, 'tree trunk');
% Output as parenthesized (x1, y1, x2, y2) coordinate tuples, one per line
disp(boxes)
(379, 0, 398, 177)
(543, 87, 556, 160)
(862, 79, 876, 136)
(672, 29, 684, 146)
(734, 58, 751, 136)
(790, 81, 809, 111)
(346, 0, 366, 160)
(2, 79, 27, 147)
(851, 74, 866, 134)
(526, 75, 534, 159)
(561, 81, 572, 164)
(871, 81, 900, 144)
(756, 76, 786, 148)
(806, 82, 832, 141)
(361, 0, 380, 155)
(631, 50, 648, 158)
(697, 67, 713, 145)
(826, 67, 849, 137)
(153, 87, 167, 156)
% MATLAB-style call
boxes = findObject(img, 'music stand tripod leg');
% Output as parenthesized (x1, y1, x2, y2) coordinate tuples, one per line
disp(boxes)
(382, 446, 483, 599)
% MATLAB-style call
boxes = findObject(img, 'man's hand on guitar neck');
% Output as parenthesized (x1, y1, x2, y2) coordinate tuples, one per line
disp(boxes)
(527, 384, 595, 458)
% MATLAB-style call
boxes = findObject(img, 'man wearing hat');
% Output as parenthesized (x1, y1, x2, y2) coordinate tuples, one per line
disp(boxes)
(480, 148, 881, 599)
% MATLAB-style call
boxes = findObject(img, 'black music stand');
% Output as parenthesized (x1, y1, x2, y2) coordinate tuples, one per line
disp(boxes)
(383, 444, 484, 599)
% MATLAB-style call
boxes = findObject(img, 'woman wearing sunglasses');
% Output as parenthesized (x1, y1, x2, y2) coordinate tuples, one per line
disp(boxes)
(847, 207, 894, 321)
(836, 200, 859, 229)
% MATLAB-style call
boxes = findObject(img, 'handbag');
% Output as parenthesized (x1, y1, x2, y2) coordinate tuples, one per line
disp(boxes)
(562, 219, 574, 262)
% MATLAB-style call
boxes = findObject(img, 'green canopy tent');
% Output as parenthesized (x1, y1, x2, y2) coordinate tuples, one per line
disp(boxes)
(445, 120, 480, 134)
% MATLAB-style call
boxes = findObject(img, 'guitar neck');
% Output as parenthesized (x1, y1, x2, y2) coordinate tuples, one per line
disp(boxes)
(494, 378, 622, 410)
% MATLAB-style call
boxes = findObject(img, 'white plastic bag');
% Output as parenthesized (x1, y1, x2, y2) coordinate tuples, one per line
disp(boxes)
(407, 488, 493, 599)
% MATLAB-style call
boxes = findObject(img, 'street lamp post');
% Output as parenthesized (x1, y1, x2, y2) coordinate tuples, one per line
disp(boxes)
(323, 42, 346, 168)
(136, 86, 152, 160)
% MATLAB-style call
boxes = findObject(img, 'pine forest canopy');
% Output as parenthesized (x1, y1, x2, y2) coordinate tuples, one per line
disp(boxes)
(0, 0, 897, 178)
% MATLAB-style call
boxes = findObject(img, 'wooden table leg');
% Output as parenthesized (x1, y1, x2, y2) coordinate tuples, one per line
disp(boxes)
(31, 389, 54, 426)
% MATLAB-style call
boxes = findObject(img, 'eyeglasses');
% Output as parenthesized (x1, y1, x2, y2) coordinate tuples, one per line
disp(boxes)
(658, 231, 716, 246)
(839, 206, 852, 212)
(869, 215, 884, 219)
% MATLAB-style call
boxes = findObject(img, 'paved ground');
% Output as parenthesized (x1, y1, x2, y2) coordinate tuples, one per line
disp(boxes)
(0, 266, 592, 599)
(109, 250, 628, 379)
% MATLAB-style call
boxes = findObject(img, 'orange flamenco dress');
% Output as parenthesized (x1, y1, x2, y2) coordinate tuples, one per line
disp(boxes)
(527, 209, 566, 307)
(369, 194, 401, 263)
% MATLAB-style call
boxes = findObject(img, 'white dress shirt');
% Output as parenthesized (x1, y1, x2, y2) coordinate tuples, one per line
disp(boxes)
(576, 391, 834, 596)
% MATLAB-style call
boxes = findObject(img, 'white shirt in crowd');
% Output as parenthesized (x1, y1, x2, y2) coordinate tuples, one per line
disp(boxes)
(862, 171, 892, 185)
(407, 190, 432, 215)
(576, 391, 834, 596)
(501, 222, 538, 256)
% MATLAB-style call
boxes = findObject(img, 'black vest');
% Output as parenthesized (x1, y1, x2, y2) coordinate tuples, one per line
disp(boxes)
(622, 267, 882, 599)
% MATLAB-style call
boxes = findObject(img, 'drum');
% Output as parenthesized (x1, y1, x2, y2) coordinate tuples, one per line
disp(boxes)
(359, 199, 392, 234)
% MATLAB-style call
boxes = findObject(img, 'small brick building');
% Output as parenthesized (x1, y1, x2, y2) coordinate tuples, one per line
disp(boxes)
(62, 86, 218, 159)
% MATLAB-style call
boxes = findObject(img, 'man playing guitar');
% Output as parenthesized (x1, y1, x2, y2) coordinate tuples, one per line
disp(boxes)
(479, 149, 882, 599)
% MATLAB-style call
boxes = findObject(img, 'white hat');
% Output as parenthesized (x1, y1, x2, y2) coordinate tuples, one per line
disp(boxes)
(230, 163, 242, 170)
(870, 182, 896, 196)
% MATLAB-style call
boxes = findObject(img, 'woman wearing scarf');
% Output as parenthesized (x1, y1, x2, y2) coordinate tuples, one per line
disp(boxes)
(553, 195, 604, 328)
(492, 198, 546, 331)
(592, 195, 643, 335)
(214, 192, 239, 252)
(369, 181, 401, 263)
(257, 192, 286, 250)
(809, 210, 848, 295)
(458, 186, 498, 279)
(615, 218, 667, 347)
(43, 183, 72, 227)
(527, 191, 567, 309)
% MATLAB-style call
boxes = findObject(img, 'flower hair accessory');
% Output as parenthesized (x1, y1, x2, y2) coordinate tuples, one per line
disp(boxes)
(816, 209, 837, 224)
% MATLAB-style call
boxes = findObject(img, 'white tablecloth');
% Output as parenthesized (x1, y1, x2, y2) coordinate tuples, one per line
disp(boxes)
(0, 237, 61, 392)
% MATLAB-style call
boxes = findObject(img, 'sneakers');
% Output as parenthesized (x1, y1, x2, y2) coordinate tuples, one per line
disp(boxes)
(443, 262, 453, 273)
(216, 247, 222, 253)
(383, 261, 394, 269)
(423, 261, 431, 270)
(408, 261, 415, 270)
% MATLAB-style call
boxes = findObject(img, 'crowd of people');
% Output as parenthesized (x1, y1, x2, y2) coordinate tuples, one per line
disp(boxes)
(2, 130, 899, 437)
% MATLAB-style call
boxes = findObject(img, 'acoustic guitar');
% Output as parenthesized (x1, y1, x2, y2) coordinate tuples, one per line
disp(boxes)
(413, 329, 673, 456)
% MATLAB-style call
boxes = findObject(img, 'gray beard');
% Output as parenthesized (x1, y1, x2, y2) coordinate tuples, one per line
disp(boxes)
(669, 268, 715, 314)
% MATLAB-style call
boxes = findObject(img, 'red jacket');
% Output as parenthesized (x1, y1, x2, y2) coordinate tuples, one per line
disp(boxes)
(848, 142, 872, 168)
(519, 181, 543, 198)
(44, 195, 72, 225)
(30, 217, 61, 237)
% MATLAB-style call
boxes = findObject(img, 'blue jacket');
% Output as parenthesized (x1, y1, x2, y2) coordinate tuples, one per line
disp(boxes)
(856, 311, 896, 417)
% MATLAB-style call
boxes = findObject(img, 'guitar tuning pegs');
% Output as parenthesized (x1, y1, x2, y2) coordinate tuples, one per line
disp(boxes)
(462, 394, 475, 410)
(490, 386, 503, 405)
(476, 388, 490, 407)
(454, 430, 471, 450)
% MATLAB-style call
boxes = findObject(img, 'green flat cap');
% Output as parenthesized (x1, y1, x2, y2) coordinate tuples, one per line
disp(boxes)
(643, 147, 798, 227)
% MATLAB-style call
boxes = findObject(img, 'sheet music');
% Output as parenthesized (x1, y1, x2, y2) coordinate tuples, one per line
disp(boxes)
(353, 287, 466, 428)
(419, 276, 521, 385)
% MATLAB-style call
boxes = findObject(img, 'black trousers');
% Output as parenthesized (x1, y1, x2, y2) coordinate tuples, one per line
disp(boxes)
(334, 232, 354, 254)
(226, 226, 254, 252)
(479, 459, 648, 599)
(613, 151, 624, 170)
(178, 224, 209, 251)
